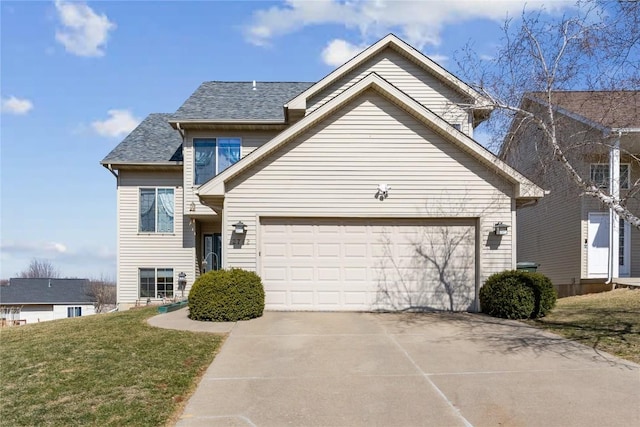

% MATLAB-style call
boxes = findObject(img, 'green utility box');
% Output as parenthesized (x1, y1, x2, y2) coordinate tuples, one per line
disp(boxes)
(516, 262, 539, 272)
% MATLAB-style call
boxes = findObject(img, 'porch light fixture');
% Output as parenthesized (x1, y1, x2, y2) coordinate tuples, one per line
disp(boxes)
(494, 222, 509, 236)
(189, 202, 196, 212)
(233, 221, 247, 234)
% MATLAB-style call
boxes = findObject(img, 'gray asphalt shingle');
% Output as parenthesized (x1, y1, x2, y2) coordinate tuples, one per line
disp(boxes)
(101, 113, 183, 164)
(172, 81, 313, 121)
(1, 278, 95, 304)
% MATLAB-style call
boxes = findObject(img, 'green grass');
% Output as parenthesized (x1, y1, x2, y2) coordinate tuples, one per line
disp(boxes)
(0, 307, 223, 426)
(530, 288, 640, 364)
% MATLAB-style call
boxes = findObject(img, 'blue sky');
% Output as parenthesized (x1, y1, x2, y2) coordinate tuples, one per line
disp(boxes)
(0, 0, 577, 279)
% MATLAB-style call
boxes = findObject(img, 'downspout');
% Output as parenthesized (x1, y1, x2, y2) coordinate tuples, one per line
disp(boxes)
(175, 122, 185, 140)
(106, 164, 118, 178)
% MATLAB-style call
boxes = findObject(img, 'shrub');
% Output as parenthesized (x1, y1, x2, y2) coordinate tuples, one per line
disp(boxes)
(480, 270, 557, 319)
(188, 269, 265, 322)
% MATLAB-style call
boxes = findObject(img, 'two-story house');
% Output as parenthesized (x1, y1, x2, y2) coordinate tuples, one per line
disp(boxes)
(502, 91, 640, 296)
(101, 34, 544, 312)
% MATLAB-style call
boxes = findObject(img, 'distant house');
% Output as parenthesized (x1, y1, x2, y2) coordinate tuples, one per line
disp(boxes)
(0, 278, 96, 324)
(502, 91, 639, 296)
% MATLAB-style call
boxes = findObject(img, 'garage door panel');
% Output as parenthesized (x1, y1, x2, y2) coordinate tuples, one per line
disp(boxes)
(260, 218, 476, 311)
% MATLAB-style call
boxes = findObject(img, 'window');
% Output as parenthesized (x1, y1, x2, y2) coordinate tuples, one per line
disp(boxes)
(194, 138, 241, 184)
(67, 307, 82, 317)
(139, 268, 174, 299)
(139, 188, 174, 232)
(590, 164, 630, 189)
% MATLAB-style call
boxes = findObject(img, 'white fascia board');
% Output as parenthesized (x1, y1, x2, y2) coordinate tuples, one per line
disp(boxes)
(199, 73, 543, 199)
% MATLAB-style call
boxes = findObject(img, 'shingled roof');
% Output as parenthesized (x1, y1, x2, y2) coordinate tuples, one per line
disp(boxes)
(101, 113, 183, 164)
(528, 91, 640, 129)
(171, 81, 313, 121)
(1, 278, 95, 305)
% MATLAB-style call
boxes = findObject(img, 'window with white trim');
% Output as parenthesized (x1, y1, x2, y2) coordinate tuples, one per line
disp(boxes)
(194, 138, 241, 184)
(139, 268, 174, 299)
(139, 188, 174, 233)
(590, 164, 630, 189)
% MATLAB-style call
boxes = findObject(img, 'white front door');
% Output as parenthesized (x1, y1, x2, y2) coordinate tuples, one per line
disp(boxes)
(588, 213, 609, 278)
(588, 212, 631, 278)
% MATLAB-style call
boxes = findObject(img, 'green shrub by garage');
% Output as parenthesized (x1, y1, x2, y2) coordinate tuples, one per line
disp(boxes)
(479, 270, 557, 319)
(188, 269, 265, 322)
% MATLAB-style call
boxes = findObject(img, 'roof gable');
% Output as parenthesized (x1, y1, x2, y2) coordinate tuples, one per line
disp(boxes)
(198, 73, 543, 200)
(1, 278, 95, 305)
(287, 34, 490, 112)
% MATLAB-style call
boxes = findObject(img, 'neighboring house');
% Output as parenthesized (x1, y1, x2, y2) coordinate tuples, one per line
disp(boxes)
(0, 278, 96, 324)
(502, 91, 640, 296)
(101, 34, 544, 312)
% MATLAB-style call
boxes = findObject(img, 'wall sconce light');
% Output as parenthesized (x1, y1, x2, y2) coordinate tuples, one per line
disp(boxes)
(494, 222, 509, 236)
(233, 221, 247, 234)
(189, 202, 196, 212)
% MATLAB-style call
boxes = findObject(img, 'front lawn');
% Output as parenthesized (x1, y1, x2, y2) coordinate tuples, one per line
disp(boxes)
(530, 288, 640, 364)
(0, 307, 223, 426)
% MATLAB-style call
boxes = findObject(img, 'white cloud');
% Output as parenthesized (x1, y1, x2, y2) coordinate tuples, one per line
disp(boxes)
(54, 0, 116, 57)
(1, 96, 33, 115)
(426, 54, 449, 64)
(321, 39, 367, 66)
(91, 109, 140, 138)
(245, 0, 575, 49)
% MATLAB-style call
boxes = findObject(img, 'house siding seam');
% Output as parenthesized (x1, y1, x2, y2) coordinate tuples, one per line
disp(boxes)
(224, 91, 515, 285)
(307, 49, 473, 136)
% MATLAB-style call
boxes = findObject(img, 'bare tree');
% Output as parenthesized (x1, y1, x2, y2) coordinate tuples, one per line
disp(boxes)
(85, 274, 117, 313)
(457, 0, 640, 229)
(18, 258, 60, 278)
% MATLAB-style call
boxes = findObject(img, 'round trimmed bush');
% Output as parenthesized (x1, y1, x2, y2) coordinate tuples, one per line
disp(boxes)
(188, 269, 265, 321)
(479, 270, 557, 319)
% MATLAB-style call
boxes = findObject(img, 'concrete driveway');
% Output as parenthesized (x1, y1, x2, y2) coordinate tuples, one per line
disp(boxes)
(158, 311, 639, 427)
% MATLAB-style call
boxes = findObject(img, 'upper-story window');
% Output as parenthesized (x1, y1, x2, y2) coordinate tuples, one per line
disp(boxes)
(590, 164, 630, 190)
(194, 138, 241, 184)
(140, 188, 174, 233)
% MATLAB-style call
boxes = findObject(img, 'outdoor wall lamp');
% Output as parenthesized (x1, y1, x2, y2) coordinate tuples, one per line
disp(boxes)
(494, 222, 509, 236)
(233, 221, 247, 234)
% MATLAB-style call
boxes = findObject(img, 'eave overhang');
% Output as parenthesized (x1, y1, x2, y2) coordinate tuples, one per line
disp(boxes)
(198, 72, 545, 201)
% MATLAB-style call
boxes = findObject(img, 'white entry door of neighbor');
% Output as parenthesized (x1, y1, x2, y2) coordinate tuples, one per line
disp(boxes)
(588, 213, 609, 278)
(588, 212, 631, 278)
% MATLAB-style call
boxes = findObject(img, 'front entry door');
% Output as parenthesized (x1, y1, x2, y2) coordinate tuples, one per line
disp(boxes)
(588, 213, 609, 278)
(203, 234, 222, 272)
(588, 213, 631, 278)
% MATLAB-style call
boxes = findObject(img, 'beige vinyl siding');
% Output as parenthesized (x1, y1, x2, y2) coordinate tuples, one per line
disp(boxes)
(117, 170, 195, 304)
(307, 48, 473, 136)
(183, 130, 279, 215)
(223, 90, 515, 285)
(504, 121, 583, 287)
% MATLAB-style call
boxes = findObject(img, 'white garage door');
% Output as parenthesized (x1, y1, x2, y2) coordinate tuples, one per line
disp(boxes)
(260, 218, 476, 311)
